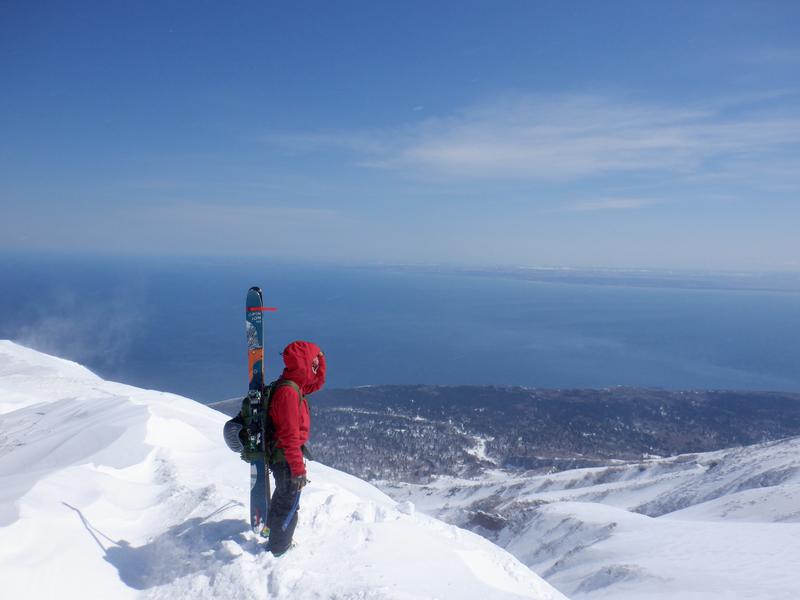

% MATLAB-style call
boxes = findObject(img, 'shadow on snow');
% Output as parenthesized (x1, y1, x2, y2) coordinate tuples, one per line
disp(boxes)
(63, 501, 259, 590)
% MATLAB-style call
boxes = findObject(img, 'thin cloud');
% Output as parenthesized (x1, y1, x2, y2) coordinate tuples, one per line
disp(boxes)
(389, 95, 800, 180)
(562, 198, 660, 213)
(263, 93, 800, 183)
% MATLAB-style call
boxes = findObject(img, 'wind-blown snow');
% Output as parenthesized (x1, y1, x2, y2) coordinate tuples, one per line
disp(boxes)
(0, 341, 567, 600)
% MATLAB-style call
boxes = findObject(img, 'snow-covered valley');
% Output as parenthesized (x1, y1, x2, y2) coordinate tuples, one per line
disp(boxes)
(0, 341, 566, 600)
(379, 438, 800, 599)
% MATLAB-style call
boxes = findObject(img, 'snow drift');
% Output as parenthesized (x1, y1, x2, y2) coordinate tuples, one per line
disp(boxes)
(0, 341, 567, 600)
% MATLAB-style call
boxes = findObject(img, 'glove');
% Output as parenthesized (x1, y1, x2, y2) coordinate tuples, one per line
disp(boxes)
(290, 475, 308, 492)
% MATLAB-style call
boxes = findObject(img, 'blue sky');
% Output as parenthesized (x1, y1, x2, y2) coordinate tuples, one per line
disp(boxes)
(1, 1, 799, 269)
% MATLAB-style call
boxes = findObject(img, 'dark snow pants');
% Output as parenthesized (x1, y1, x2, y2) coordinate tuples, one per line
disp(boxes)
(267, 461, 299, 553)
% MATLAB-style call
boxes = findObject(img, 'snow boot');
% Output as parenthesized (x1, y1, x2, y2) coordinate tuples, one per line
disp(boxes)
(265, 540, 296, 557)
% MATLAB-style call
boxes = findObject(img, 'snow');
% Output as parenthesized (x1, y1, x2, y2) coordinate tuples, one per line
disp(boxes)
(381, 440, 800, 599)
(0, 341, 567, 600)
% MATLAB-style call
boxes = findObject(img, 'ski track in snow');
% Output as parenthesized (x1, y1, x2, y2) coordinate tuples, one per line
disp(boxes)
(0, 341, 567, 600)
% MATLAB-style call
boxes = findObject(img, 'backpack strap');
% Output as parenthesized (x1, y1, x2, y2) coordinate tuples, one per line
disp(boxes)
(274, 379, 303, 402)
(239, 380, 300, 421)
(267, 379, 308, 464)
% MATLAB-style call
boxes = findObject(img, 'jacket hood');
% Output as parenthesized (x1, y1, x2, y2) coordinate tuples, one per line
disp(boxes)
(280, 340, 324, 394)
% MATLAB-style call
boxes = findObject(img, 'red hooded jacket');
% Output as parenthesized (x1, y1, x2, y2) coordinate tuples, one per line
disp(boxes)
(270, 340, 326, 476)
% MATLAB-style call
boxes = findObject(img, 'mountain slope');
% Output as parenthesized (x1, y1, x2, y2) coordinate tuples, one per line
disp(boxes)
(0, 341, 567, 600)
(381, 436, 800, 599)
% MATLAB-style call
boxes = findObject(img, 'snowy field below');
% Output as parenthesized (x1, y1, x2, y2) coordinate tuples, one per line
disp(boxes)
(0, 341, 567, 600)
(379, 436, 800, 600)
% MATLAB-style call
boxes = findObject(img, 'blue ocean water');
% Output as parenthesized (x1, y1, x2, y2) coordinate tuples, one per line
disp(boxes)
(2, 254, 799, 403)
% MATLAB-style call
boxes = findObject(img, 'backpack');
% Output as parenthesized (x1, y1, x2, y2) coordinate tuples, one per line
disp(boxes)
(237, 379, 306, 462)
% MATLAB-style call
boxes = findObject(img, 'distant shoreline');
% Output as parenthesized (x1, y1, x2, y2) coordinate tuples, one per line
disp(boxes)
(358, 264, 800, 294)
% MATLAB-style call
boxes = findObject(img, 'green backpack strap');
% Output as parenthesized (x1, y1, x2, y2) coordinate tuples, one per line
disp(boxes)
(274, 379, 303, 401)
(274, 379, 310, 410)
(268, 379, 308, 464)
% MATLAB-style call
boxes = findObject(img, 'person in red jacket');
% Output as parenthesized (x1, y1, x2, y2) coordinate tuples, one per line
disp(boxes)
(266, 340, 326, 556)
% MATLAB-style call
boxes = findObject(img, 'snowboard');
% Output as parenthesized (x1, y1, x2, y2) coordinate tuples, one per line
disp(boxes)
(246, 286, 270, 536)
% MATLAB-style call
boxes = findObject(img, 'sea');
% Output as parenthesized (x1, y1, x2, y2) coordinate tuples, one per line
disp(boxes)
(2, 253, 800, 404)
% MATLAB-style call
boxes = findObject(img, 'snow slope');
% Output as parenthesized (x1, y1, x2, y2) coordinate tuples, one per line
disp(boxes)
(380, 435, 800, 599)
(0, 341, 568, 600)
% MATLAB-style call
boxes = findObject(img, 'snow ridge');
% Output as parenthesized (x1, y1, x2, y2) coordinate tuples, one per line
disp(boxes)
(0, 341, 566, 600)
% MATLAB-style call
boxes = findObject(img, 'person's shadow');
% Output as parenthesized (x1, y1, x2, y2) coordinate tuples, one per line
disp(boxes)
(63, 501, 260, 589)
